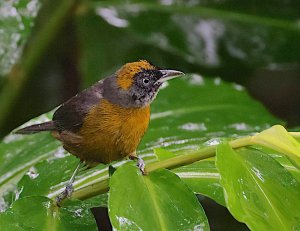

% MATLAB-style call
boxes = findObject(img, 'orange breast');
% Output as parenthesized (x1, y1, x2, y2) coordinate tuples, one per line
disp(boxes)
(77, 99, 150, 163)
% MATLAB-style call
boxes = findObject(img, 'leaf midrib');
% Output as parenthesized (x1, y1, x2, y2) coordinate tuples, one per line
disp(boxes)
(143, 176, 168, 231)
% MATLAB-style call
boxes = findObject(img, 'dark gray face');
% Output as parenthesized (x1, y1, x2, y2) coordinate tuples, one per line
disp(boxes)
(129, 69, 164, 107)
(103, 68, 183, 108)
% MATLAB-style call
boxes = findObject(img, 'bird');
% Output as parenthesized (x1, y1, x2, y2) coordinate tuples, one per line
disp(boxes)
(15, 60, 184, 203)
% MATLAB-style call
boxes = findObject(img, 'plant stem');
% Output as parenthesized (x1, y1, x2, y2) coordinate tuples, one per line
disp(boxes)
(147, 136, 252, 172)
(47, 132, 300, 200)
(49, 136, 253, 200)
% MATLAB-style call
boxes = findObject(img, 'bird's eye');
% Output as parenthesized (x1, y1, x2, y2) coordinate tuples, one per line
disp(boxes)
(142, 78, 150, 85)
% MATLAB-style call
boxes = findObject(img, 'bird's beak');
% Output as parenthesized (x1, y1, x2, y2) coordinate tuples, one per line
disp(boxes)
(156, 70, 185, 84)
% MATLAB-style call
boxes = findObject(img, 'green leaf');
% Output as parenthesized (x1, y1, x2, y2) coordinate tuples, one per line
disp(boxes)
(216, 143, 300, 231)
(16, 155, 78, 199)
(172, 158, 225, 206)
(0, 0, 77, 131)
(140, 76, 281, 154)
(154, 148, 175, 161)
(271, 153, 300, 183)
(0, 196, 97, 230)
(0, 112, 59, 198)
(91, 1, 300, 69)
(0, 0, 42, 77)
(246, 145, 300, 183)
(108, 164, 209, 231)
(0, 76, 281, 208)
(153, 135, 225, 206)
(82, 193, 108, 208)
(252, 125, 300, 168)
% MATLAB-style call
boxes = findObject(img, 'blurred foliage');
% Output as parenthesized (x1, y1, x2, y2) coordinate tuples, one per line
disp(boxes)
(0, 0, 299, 135)
(0, 0, 42, 77)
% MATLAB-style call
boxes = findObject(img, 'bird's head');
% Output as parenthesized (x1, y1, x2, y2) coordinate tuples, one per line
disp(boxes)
(104, 60, 184, 108)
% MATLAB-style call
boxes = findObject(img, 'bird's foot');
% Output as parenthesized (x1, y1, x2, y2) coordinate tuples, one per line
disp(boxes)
(55, 182, 74, 206)
(137, 158, 146, 175)
(54, 161, 85, 206)
(129, 156, 146, 175)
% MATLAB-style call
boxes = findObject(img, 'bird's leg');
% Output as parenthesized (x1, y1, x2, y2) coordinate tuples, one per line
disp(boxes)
(129, 153, 146, 175)
(55, 161, 86, 205)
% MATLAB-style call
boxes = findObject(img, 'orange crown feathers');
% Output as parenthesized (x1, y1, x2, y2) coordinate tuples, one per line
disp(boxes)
(116, 60, 156, 90)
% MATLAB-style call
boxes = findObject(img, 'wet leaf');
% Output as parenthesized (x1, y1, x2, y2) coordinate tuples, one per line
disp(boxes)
(216, 143, 300, 230)
(271, 153, 300, 183)
(252, 125, 300, 168)
(172, 158, 225, 206)
(0, 196, 97, 230)
(0, 0, 42, 77)
(108, 164, 209, 230)
(154, 145, 225, 205)
(82, 193, 108, 208)
(16, 155, 79, 199)
(0, 76, 281, 209)
(0, 112, 58, 197)
(246, 145, 300, 183)
(140, 76, 281, 154)
(91, 0, 300, 69)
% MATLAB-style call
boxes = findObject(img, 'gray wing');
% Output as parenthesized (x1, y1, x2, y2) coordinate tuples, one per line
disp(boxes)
(53, 79, 104, 133)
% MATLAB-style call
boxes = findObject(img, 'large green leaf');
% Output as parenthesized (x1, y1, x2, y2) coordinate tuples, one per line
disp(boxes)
(252, 125, 300, 168)
(140, 76, 281, 154)
(91, 0, 300, 70)
(0, 76, 281, 209)
(154, 148, 224, 205)
(0, 112, 58, 203)
(216, 143, 300, 230)
(108, 164, 209, 230)
(0, 196, 97, 230)
(172, 158, 225, 206)
(16, 155, 78, 198)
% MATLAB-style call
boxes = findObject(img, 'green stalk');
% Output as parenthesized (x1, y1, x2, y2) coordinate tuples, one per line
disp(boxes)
(48, 136, 253, 200)
(0, 0, 78, 127)
(49, 129, 299, 200)
(147, 137, 252, 172)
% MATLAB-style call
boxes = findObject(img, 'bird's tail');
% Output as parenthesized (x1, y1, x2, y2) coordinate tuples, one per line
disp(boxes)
(14, 121, 56, 134)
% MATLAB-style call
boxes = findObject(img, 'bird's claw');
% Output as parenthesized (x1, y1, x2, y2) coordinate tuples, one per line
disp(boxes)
(129, 156, 147, 175)
(137, 157, 146, 175)
(55, 182, 74, 205)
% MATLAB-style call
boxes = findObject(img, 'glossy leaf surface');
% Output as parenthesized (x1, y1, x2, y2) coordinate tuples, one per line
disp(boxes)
(216, 143, 300, 230)
(0, 76, 281, 210)
(16, 155, 78, 198)
(0, 112, 59, 206)
(172, 158, 225, 206)
(252, 125, 300, 167)
(0, 196, 97, 230)
(0, 0, 42, 77)
(91, 0, 300, 71)
(109, 164, 209, 230)
(140, 77, 281, 155)
(155, 147, 225, 205)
